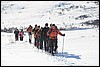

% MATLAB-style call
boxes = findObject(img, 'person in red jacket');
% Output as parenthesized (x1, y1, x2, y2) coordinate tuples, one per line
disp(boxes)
(35, 25, 41, 49)
(32, 24, 38, 46)
(27, 25, 33, 43)
(47, 24, 65, 55)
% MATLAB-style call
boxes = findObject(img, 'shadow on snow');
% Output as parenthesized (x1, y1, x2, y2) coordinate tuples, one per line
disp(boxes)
(55, 52, 81, 59)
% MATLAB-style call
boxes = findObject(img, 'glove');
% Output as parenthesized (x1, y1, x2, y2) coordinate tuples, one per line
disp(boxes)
(62, 34, 65, 36)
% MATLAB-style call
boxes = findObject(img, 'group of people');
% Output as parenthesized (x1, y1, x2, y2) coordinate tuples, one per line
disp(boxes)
(27, 23, 65, 55)
(14, 28, 24, 41)
(14, 23, 65, 56)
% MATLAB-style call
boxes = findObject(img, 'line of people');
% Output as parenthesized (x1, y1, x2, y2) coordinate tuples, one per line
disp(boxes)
(14, 23, 65, 56)
(14, 28, 25, 41)
(27, 23, 65, 56)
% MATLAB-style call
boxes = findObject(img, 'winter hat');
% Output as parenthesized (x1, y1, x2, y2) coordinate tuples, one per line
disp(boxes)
(52, 24, 55, 26)
(35, 24, 37, 27)
(50, 23, 52, 26)
(45, 23, 48, 26)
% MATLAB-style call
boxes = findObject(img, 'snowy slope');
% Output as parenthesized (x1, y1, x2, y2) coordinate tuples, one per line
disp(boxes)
(1, 1, 99, 29)
(1, 28, 99, 66)
(1, 1, 62, 28)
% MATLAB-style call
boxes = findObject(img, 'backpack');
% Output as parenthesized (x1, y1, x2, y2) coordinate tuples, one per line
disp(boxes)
(49, 26, 58, 38)
(19, 32, 24, 37)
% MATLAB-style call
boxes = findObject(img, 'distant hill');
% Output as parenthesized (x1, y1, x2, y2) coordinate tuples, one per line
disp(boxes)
(1, 1, 99, 30)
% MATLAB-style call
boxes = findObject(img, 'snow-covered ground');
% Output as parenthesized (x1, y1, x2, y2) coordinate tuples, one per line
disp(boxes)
(1, 28, 99, 66)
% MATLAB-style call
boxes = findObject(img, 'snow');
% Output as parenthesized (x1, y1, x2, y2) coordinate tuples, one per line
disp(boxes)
(1, 1, 99, 66)
(1, 1, 99, 28)
(1, 28, 99, 66)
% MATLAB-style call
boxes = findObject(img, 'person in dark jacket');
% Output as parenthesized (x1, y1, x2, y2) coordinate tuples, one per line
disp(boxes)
(40, 27, 44, 50)
(42, 23, 49, 52)
(14, 28, 19, 41)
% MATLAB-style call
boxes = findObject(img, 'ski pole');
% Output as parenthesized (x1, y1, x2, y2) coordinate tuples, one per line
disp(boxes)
(25, 33, 27, 42)
(62, 36, 64, 55)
